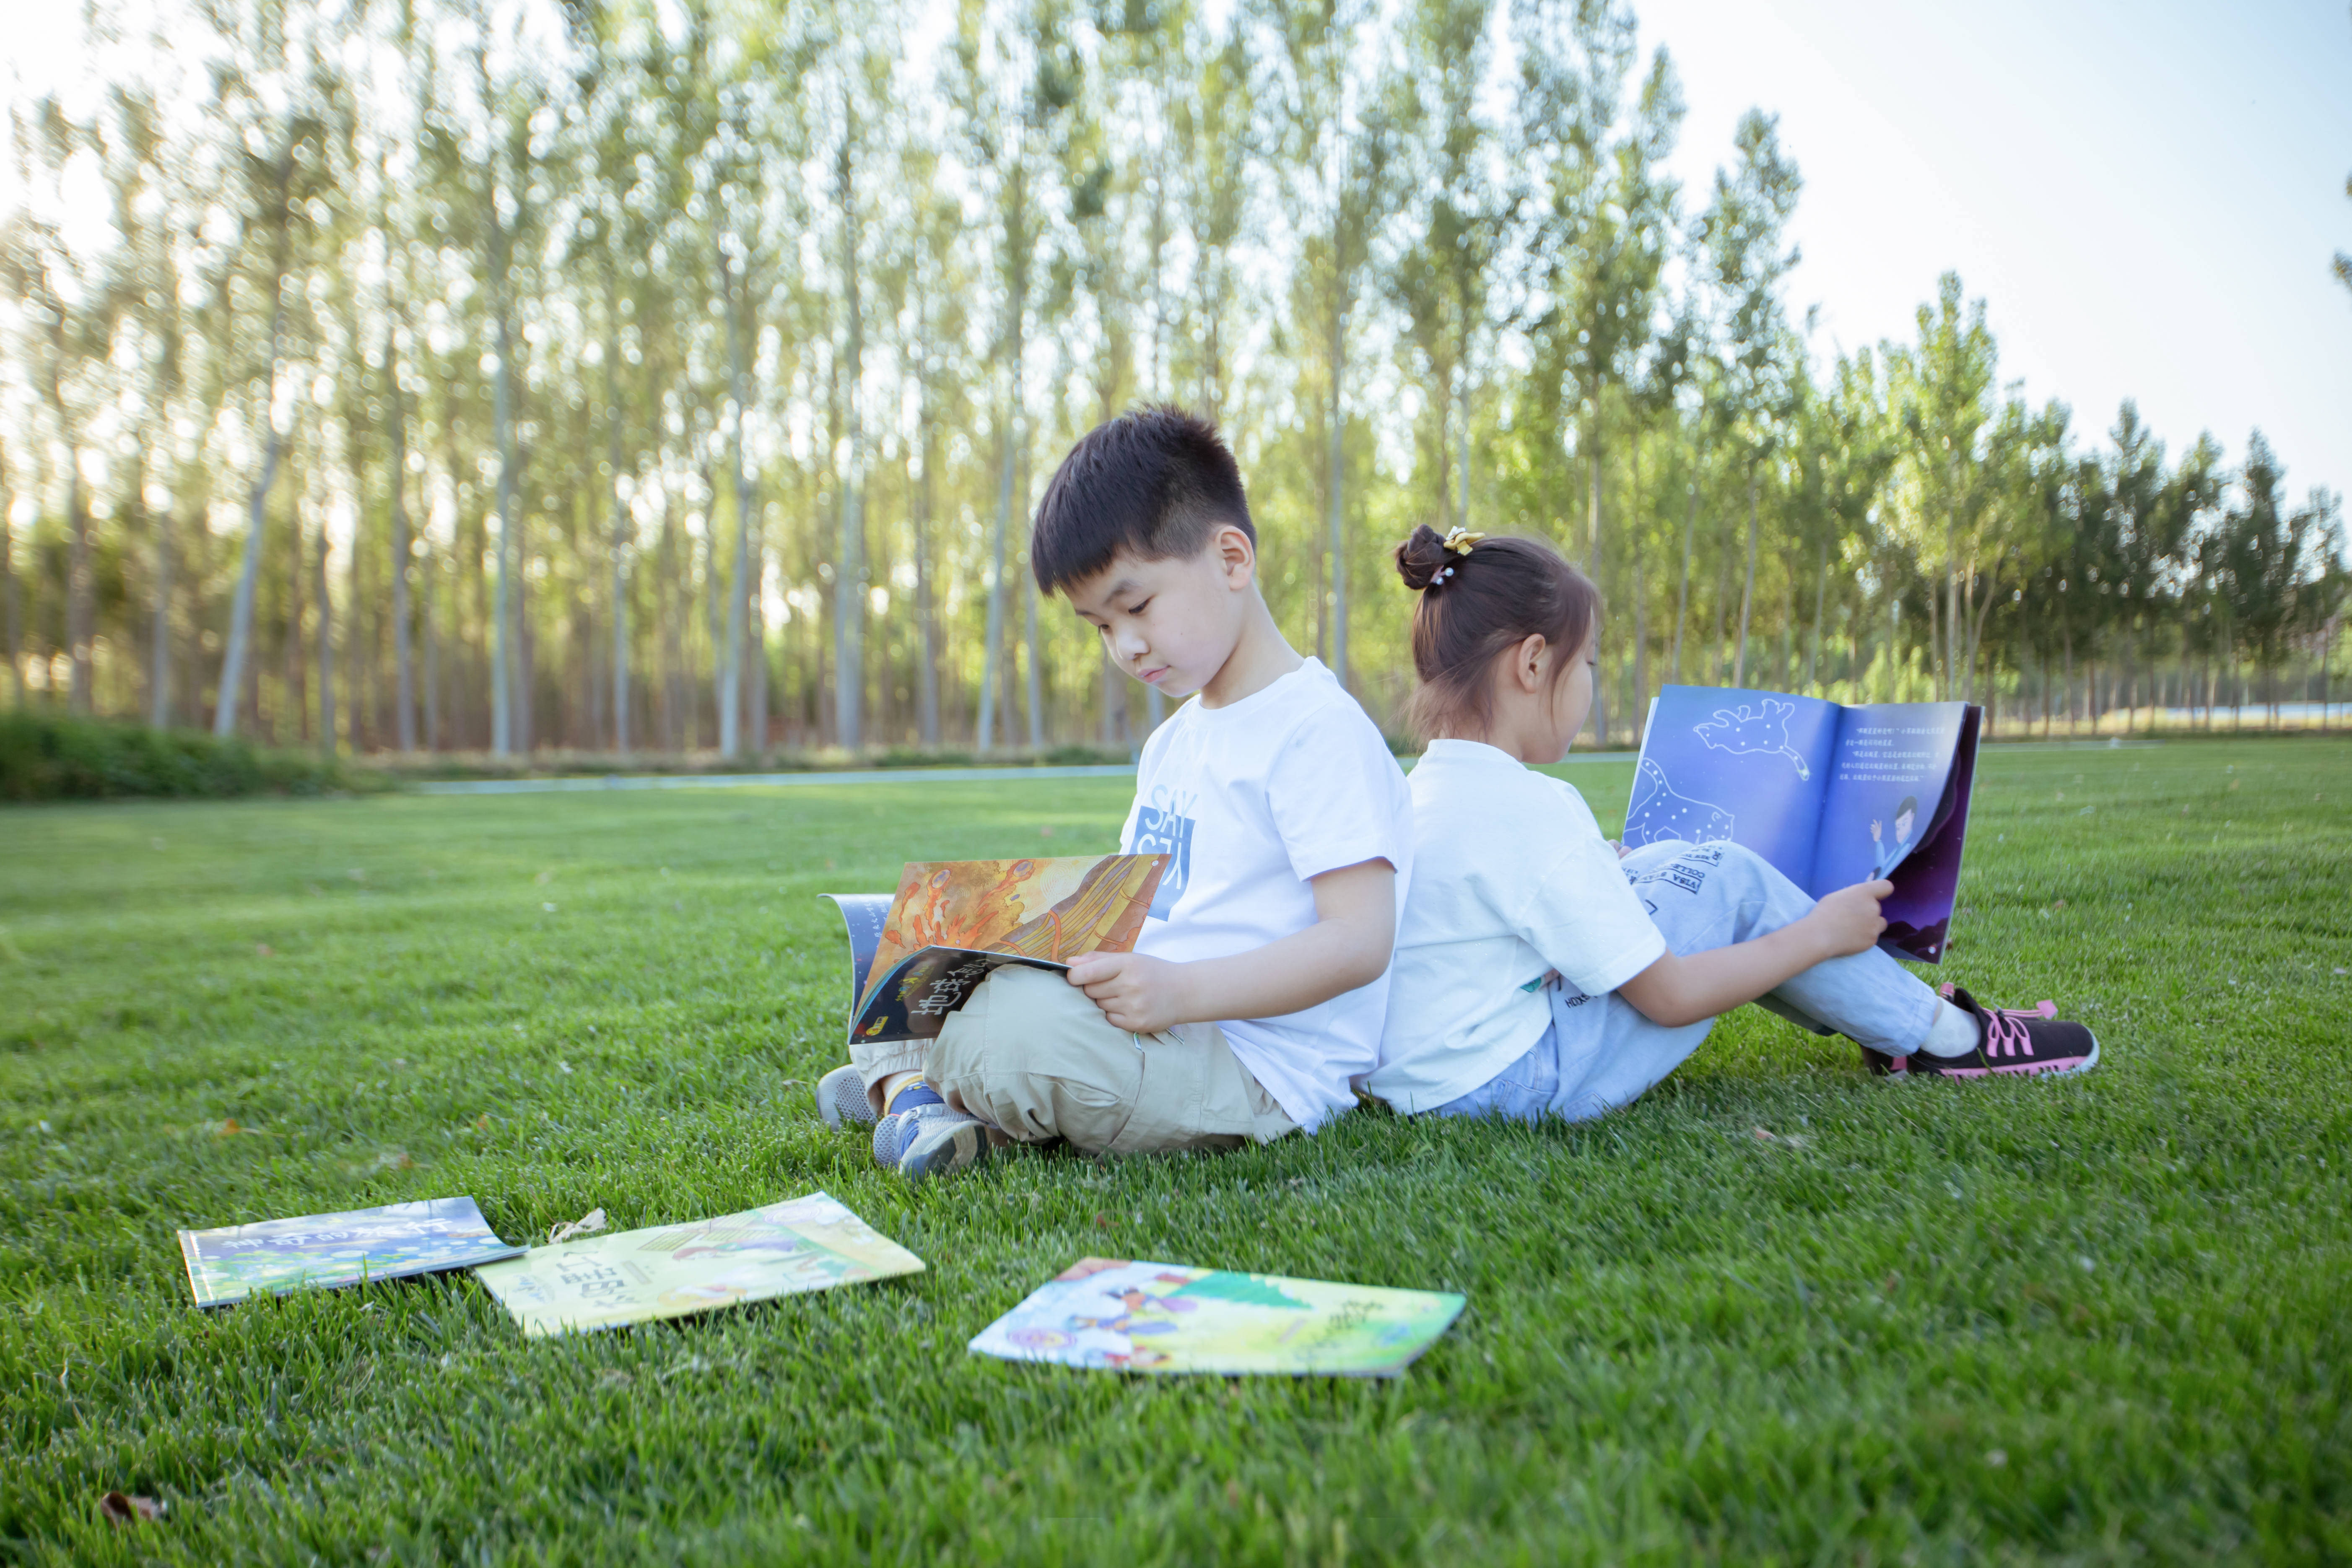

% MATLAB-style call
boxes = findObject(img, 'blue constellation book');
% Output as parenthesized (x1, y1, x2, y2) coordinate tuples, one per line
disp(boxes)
(1623, 686, 1980, 963)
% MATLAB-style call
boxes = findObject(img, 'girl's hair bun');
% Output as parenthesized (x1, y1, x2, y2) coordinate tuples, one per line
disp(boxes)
(1395, 524, 1449, 592)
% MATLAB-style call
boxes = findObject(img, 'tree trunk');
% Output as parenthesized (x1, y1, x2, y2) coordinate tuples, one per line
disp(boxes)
(216, 156, 295, 738)
(832, 114, 864, 752)
(384, 334, 415, 750)
(422, 544, 441, 750)
(1586, 411, 1607, 743)
(978, 152, 1028, 755)
(489, 199, 519, 756)
(149, 493, 174, 728)
(1327, 270, 1348, 694)
(285, 501, 306, 742)
(914, 354, 940, 747)
(314, 512, 336, 755)
(1807, 530, 1828, 693)
(1629, 433, 1647, 741)
(605, 305, 628, 753)
(720, 262, 754, 758)
(1671, 455, 1699, 682)
(2061, 620, 2073, 733)
(2, 448, 21, 706)
(1022, 434, 1044, 752)
(1733, 463, 1759, 687)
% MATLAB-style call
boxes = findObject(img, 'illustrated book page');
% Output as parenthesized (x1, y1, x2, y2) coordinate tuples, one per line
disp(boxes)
(1627, 686, 1842, 880)
(178, 1196, 522, 1308)
(472, 1192, 924, 1338)
(968, 1257, 1467, 1377)
(826, 854, 1166, 1046)
(1625, 685, 1979, 963)
(1815, 702, 1980, 961)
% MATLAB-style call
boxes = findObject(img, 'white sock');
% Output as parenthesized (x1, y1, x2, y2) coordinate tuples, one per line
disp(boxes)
(1917, 1000, 1982, 1058)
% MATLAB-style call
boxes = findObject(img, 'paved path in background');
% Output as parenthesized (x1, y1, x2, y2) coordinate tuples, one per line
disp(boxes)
(411, 751, 1655, 797)
(413, 764, 1142, 796)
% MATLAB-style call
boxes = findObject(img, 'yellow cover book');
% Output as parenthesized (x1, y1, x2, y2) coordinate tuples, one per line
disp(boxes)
(474, 1192, 923, 1337)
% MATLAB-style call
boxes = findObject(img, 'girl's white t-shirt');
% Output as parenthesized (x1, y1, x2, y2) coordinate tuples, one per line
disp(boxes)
(1119, 659, 1413, 1131)
(1370, 738, 1667, 1113)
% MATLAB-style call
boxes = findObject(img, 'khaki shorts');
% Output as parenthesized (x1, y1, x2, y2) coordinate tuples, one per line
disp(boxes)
(854, 964, 1295, 1156)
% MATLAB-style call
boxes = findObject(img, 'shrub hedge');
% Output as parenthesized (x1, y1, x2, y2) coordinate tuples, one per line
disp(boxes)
(0, 713, 382, 803)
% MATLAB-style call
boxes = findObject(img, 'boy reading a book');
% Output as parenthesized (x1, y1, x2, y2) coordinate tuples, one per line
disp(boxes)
(816, 407, 1412, 1182)
(1369, 526, 2098, 1126)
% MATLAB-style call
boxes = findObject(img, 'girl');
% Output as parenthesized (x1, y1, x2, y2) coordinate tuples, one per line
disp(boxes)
(1368, 524, 2097, 1125)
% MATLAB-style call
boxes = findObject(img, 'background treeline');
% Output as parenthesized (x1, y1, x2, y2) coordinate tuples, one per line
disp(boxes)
(3, 0, 2345, 760)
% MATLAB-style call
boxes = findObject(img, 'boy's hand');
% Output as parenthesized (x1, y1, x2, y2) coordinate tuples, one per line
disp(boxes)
(1806, 880, 1893, 958)
(1064, 951, 1194, 1036)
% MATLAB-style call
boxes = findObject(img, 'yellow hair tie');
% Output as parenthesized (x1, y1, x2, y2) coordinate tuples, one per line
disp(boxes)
(1442, 526, 1485, 556)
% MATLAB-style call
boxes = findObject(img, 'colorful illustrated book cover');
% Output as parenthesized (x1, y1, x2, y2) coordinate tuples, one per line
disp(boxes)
(178, 1197, 522, 1308)
(823, 854, 1166, 1046)
(1624, 685, 1981, 962)
(472, 1192, 924, 1338)
(968, 1257, 1467, 1378)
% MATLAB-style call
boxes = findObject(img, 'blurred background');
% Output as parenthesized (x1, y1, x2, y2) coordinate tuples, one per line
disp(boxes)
(1, 0, 2347, 768)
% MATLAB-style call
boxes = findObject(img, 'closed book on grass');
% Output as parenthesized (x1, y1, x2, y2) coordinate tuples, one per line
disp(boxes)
(970, 1257, 1467, 1377)
(823, 853, 1166, 1045)
(1626, 685, 1983, 962)
(178, 1196, 522, 1307)
(473, 1192, 924, 1337)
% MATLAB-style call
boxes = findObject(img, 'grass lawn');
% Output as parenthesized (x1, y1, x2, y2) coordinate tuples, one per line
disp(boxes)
(3, 738, 2348, 1564)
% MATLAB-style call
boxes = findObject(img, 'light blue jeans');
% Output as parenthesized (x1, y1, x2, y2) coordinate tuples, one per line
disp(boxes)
(1433, 840, 1942, 1124)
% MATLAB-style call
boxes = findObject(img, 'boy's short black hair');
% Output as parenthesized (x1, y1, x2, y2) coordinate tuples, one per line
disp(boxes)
(1030, 405, 1255, 592)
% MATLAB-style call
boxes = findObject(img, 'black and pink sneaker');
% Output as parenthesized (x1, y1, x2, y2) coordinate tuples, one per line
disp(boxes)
(1864, 985, 2100, 1079)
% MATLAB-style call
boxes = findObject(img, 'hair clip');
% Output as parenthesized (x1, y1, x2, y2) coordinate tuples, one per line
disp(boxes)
(1434, 565, 1455, 583)
(1442, 526, 1485, 556)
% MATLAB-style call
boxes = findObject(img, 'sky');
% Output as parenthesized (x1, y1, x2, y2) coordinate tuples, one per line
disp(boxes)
(1633, 0, 2352, 506)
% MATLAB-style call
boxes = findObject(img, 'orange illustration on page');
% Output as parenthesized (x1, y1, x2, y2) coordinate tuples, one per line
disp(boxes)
(857, 854, 1166, 1012)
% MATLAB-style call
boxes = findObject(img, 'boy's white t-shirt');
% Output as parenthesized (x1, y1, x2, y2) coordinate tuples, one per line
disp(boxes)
(1370, 738, 1667, 1113)
(1119, 658, 1413, 1131)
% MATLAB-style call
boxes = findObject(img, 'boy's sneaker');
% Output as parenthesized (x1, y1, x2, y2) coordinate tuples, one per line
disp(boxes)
(870, 1091, 950, 1167)
(896, 1110, 994, 1185)
(816, 1064, 877, 1129)
(1864, 985, 2100, 1079)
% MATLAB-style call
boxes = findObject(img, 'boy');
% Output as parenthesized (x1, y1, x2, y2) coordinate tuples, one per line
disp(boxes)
(815, 407, 1412, 1183)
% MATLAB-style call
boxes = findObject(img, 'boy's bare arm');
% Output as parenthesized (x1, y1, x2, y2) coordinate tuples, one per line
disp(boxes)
(1061, 859, 1397, 1036)
(1615, 879, 1892, 1028)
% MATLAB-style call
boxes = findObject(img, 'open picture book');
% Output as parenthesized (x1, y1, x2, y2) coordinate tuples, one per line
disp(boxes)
(823, 854, 1167, 1044)
(968, 1257, 1467, 1377)
(472, 1192, 924, 1337)
(178, 1197, 522, 1307)
(1625, 685, 1982, 962)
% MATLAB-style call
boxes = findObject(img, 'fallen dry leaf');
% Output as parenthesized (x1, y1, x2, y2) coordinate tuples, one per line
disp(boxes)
(474, 1114, 492, 1131)
(254, 944, 275, 958)
(100, 1492, 163, 1524)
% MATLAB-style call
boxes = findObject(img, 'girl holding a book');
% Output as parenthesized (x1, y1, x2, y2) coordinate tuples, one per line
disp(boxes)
(1367, 525, 2097, 1124)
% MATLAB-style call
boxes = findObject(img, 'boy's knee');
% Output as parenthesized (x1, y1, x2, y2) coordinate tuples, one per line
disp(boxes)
(929, 967, 1146, 1152)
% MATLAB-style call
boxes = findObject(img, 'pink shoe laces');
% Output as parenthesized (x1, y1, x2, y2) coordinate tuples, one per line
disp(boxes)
(1939, 984, 2058, 1059)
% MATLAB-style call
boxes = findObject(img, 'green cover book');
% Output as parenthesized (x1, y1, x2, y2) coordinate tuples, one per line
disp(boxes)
(473, 1192, 924, 1337)
(177, 1197, 523, 1307)
(969, 1258, 1467, 1377)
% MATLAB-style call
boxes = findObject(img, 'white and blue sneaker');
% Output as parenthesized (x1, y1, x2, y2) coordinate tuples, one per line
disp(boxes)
(896, 1110, 994, 1185)
(870, 1086, 950, 1167)
(816, 1064, 877, 1129)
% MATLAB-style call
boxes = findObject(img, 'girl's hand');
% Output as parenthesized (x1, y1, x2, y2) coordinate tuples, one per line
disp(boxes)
(1806, 880, 1893, 958)
(1064, 951, 1194, 1035)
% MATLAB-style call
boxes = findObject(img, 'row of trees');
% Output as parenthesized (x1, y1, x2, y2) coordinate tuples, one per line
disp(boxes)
(3, 0, 2344, 758)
